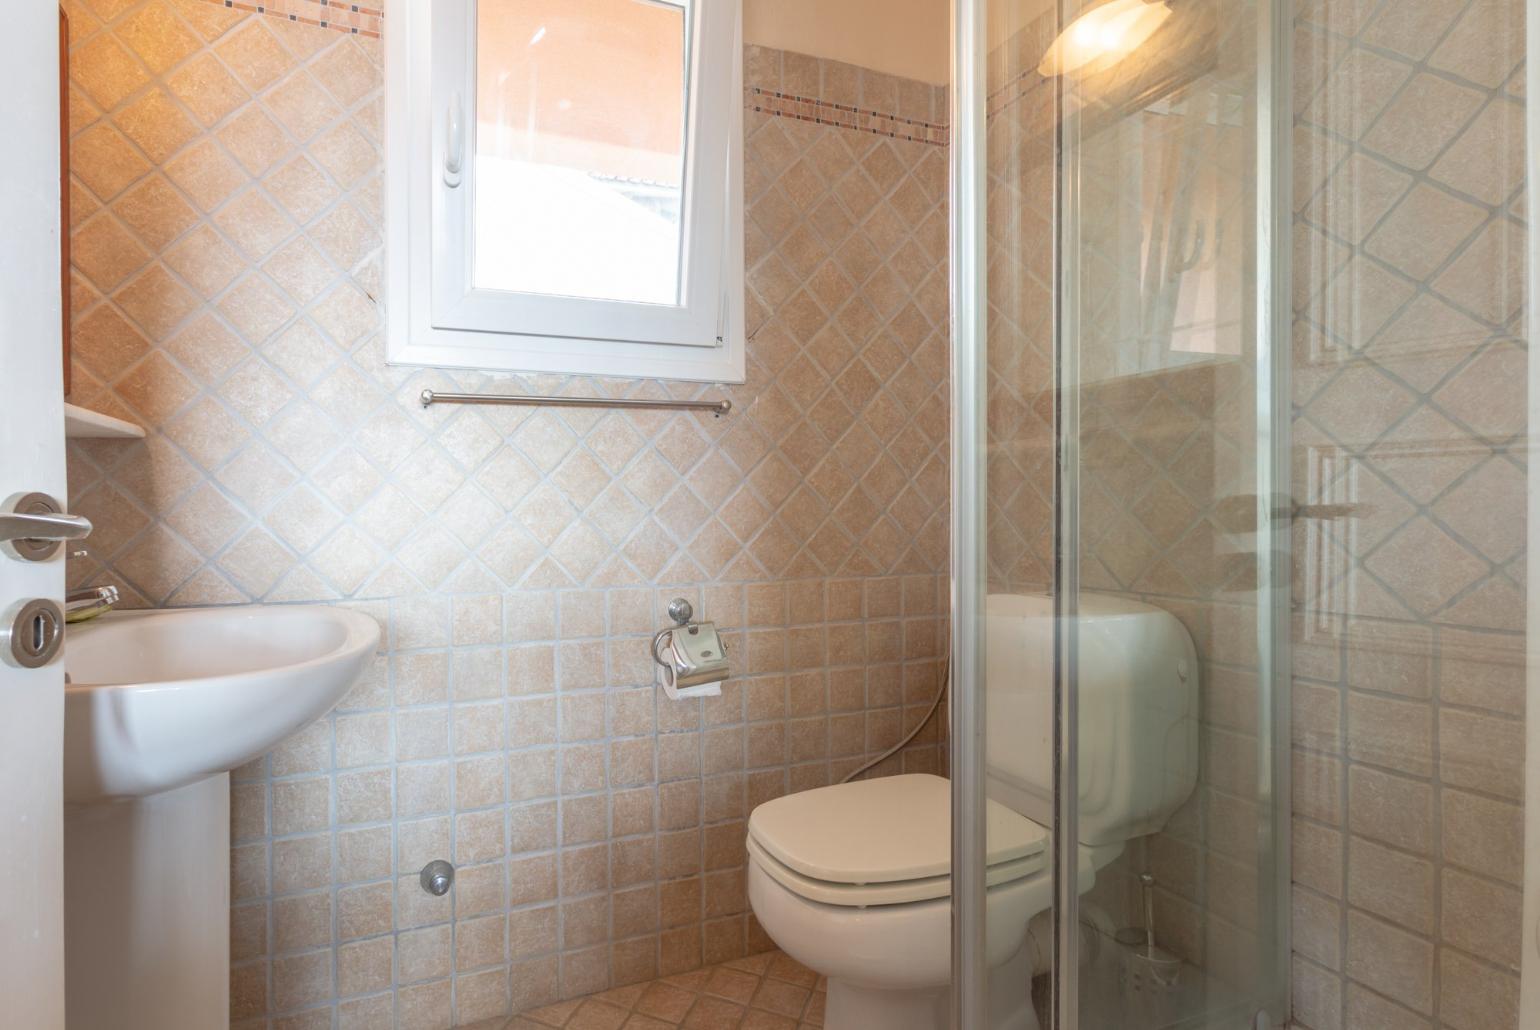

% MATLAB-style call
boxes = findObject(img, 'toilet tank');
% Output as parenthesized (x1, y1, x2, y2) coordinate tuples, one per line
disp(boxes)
(982, 593, 1198, 847)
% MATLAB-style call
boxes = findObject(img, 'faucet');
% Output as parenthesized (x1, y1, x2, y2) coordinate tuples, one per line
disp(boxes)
(65, 584, 119, 623)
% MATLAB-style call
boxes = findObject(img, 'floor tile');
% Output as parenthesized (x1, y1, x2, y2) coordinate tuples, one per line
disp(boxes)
(487, 949, 822, 1030)
(682, 995, 747, 1029)
(635, 981, 697, 1022)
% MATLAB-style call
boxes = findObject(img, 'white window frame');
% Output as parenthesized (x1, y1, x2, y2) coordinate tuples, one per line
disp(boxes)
(385, 0, 745, 383)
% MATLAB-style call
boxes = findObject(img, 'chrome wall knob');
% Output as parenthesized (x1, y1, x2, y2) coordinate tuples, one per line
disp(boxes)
(666, 598, 693, 625)
(420, 860, 454, 896)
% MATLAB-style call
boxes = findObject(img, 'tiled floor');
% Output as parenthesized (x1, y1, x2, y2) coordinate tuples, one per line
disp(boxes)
(488, 950, 826, 1030)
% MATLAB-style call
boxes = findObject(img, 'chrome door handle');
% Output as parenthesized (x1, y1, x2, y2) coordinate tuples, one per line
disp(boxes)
(0, 511, 92, 542)
(1, 493, 92, 562)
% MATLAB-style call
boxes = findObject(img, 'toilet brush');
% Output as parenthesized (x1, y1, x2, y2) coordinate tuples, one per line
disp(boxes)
(1115, 873, 1183, 1018)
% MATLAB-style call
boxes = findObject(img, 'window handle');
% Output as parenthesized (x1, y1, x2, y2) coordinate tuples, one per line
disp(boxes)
(444, 92, 464, 188)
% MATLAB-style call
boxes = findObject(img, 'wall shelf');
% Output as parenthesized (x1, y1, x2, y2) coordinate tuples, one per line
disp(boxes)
(64, 402, 145, 440)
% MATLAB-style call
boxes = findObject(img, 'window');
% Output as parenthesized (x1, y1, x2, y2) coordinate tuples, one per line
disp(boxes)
(386, 0, 744, 382)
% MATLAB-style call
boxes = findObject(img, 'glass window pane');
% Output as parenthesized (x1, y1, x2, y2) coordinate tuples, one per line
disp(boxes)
(474, 0, 687, 305)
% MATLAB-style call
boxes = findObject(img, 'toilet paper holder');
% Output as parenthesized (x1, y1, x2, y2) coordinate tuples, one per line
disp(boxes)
(651, 598, 729, 699)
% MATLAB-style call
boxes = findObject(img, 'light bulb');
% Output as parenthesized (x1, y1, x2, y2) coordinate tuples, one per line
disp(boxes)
(1038, 0, 1172, 78)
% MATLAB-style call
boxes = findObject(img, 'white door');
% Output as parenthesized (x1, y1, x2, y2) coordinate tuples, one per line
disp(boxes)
(0, 3, 68, 1027)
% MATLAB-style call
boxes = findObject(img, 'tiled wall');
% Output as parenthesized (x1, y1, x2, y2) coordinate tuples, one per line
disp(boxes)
(982, 8, 1056, 597)
(1288, 0, 1528, 1027)
(62, 1, 952, 1024)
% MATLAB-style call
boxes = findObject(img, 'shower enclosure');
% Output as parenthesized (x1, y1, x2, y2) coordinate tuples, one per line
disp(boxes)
(952, 0, 1529, 1027)
(952, 2, 1291, 1024)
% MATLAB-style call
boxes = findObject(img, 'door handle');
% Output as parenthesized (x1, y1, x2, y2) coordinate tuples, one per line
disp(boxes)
(0, 510, 92, 542)
(1, 493, 92, 562)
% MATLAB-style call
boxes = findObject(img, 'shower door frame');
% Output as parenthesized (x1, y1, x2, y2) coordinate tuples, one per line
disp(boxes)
(1522, 2, 1540, 1022)
(947, 0, 988, 1024)
(947, 0, 1295, 1026)
(1256, 0, 1295, 1022)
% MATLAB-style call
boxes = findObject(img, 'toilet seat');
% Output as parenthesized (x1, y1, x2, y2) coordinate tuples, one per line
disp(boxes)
(746, 774, 1049, 907)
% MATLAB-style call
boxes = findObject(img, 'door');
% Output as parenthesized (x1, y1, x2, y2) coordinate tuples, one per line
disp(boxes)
(952, 0, 1291, 1027)
(0, 4, 69, 1027)
(1054, 0, 1290, 1024)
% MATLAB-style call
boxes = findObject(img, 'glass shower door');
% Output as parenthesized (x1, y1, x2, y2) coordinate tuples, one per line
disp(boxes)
(1057, 0, 1291, 1025)
(954, 0, 1291, 1027)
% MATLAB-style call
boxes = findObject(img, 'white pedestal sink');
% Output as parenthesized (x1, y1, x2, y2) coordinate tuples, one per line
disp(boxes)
(63, 606, 380, 1030)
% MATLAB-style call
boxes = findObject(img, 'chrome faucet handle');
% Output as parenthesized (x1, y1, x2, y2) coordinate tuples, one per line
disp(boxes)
(66, 584, 117, 604)
(65, 584, 119, 623)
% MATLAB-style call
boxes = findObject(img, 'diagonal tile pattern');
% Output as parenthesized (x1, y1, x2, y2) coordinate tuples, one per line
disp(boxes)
(1287, 0, 1528, 1026)
(63, 5, 951, 1026)
(66, 13, 953, 613)
(478, 949, 824, 1030)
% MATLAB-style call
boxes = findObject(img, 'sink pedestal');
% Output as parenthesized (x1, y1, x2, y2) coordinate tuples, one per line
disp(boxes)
(61, 605, 380, 1029)
(65, 773, 230, 1030)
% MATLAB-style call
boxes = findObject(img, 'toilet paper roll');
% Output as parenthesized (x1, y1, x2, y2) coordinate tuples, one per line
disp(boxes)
(657, 664, 722, 700)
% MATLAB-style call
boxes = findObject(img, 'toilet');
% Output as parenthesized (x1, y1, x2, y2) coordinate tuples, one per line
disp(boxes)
(746, 593, 1199, 1030)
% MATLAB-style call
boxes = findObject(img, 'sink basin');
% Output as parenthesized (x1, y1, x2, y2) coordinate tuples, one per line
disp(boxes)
(64, 605, 379, 803)
(62, 604, 379, 1030)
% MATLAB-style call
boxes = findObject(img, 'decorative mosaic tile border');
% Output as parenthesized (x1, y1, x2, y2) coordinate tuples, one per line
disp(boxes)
(211, 0, 382, 38)
(747, 86, 949, 147)
(192, 9, 942, 138)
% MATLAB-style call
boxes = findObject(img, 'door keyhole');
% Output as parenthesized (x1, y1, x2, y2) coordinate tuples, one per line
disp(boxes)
(3, 599, 63, 668)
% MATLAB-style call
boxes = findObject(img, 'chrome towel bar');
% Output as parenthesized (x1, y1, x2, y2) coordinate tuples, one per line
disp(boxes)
(418, 389, 731, 416)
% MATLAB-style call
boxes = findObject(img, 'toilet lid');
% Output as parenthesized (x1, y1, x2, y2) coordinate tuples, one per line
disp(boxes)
(747, 835, 1048, 906)
(747, 774, 1046, 887)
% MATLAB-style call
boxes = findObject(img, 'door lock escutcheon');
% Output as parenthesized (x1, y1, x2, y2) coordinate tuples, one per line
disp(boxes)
(3, 598, 64, 669)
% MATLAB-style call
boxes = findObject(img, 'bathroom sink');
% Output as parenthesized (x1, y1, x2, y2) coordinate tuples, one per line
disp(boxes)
(63, 605, 379, 803)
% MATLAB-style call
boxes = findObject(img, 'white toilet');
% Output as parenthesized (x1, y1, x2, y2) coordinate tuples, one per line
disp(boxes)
(746, 593, 1198, 1030)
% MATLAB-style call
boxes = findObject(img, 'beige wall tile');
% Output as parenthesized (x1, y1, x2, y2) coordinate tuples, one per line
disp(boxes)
(1440, 868, 1523, 969)
(1439, 947, 1520, 1030)
(1438, 708, 1524, 801)
(336, 882, 391, 941)
(1292, 956, 1343, 1030)
(1346, 984, 1430, 1030)
(1345, 692, 1431, 776)
(1346, 837, 1434, 935)
(397, 978, 452, 1030)
(1345, 911, 1434, 1014)
(1347, 766, 1432, 854)
(272, 949, 333, 1012)
(1440, 789, 1525, 886)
